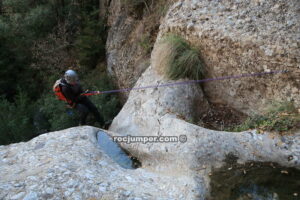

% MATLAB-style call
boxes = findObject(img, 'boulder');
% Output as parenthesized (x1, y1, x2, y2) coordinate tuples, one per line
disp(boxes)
(0, 126, 197, 200)
(157, 0, 300, 115)
(109, 65, 300, 174)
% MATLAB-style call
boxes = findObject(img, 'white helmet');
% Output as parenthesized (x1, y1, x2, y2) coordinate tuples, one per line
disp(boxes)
(64, 69, 78, 84)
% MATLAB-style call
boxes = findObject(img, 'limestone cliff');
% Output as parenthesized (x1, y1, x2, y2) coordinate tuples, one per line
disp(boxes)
(109, 65, 300, 173)
(107, 0, 300, 198)
(106, 0, 173, 102)
(1, 1, 299, 199)
(106, 0, 299, 114)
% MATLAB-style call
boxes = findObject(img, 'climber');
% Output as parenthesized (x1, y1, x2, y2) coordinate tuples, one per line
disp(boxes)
(55, 69, 105, 127)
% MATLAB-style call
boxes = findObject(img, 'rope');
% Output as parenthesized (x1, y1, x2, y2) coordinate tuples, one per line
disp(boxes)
(84, 70, 289, 95)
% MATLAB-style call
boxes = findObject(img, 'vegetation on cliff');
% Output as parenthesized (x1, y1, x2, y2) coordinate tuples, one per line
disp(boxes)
(160, 34, 205, 81)
(226, 101, 300, 134)
(0, 0, 121, 145)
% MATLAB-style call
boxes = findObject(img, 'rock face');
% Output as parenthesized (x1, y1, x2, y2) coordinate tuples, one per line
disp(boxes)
(109, 0, 300, 172)
(107, 0, 300, 114)
(2, 1, 299, 199)
(107, 1, 300, 198)
(0, 126, 196, 200)
(106, 0, 170, 102)
(109, 65, 300, 173)
(1, 123, 299, 200)
(158, 0, 300, 115)
(106, 0, 150, 96)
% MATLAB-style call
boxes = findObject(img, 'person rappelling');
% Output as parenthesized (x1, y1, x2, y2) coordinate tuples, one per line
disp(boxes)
(53, 69, 105, 127)
(52, 68, 289, 128)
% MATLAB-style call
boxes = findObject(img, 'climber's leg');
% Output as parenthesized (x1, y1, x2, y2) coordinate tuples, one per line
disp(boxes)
(81, 98, 105, 127)
(75, 103, 89, 125)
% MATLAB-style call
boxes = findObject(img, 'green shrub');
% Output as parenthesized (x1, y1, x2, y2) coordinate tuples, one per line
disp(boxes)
(24, 5, 56, 38)
(0, 0, 118, 145)
(2, 0, 30, 14)
(0, 2, 56, 100)
(75, 14, 106, 69)
(0, 89, 36, 145)
(37, 92, 79, 132)
(161, 34, 204, 80)
(226, 101, 300, 134)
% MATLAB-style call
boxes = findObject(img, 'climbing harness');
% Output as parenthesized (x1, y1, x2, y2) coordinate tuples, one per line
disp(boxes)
(53, 78, 73, 105)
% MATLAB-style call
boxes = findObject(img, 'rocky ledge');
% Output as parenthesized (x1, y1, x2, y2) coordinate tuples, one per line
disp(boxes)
(0, 126, 196, 200)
